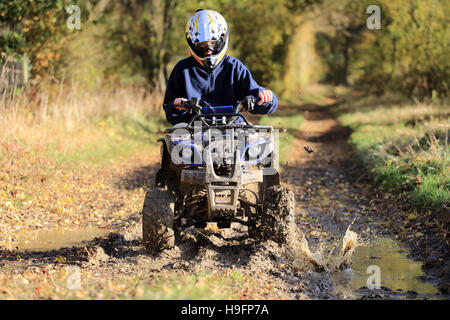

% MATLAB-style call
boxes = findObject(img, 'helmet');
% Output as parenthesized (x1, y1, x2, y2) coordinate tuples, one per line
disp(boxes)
(186, 9, 228, 70)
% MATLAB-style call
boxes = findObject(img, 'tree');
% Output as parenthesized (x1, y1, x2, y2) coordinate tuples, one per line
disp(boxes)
(101, 0, 177, 90)
(0, 0, 71, 76)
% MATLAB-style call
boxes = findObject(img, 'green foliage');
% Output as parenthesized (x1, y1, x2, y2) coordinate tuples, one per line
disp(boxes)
(100, 0, 178, 89)
(378, 0, 449, 99)
(1, 0, 322, 91)
(2, 0, 447, 101)
(0, 0, 71, 75)
(314, 0, 373, 85)
(224, 0, 321, 89)
(225, 0, 290, 86)
(318, 0, 449, 100)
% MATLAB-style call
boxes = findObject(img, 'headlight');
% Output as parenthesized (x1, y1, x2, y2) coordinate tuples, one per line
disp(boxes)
(172, 140, 202, 165)
(247, 132, 260, 145)
(242, 137, 272, 165)
(181, 147, 193, 161)
(247, 145, 261, 159)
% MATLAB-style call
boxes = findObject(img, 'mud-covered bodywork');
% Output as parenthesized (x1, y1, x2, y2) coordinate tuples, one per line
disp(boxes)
(143, 98, 294, 254)
(160, 121, 279, 218)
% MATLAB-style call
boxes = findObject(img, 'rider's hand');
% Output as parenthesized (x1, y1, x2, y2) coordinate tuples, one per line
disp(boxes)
(257, 90, 273, 105)
(173, 98, 188, 110)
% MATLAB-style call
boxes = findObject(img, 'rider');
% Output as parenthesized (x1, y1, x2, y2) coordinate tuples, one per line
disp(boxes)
(163, 9, 278, 125)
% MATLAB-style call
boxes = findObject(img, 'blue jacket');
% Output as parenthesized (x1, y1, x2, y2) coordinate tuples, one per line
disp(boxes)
(163, 55, 278, 125)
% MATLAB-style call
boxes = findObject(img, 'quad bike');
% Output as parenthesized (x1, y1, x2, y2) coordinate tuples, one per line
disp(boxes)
(142, 96, 295, 255)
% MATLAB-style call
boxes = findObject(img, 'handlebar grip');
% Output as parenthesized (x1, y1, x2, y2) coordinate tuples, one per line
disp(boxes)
(241, 95, 260, 111)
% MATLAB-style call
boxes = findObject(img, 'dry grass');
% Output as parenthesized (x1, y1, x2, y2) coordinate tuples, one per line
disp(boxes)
(0, 68, 167, 237)
(0, 79, 164, 145)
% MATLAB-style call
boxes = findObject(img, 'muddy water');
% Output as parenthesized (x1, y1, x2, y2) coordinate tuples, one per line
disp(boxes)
(1, 227, 109, 251)
(332, 237, 439, 299)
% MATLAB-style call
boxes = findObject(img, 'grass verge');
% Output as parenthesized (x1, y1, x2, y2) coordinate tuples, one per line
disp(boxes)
(334, 94, 449, 210)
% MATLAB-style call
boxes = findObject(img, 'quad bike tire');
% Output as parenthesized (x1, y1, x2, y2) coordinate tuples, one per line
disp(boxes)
(142, 189, 175, 255)
(249, 185, 296, 245)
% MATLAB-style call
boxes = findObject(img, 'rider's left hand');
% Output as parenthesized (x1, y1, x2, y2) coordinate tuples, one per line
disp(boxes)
(173, 98, 189, 111)
(257, 90, 273, 105)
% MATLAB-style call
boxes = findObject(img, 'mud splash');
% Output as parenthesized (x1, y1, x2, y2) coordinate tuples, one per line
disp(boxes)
(286, 225, 440, 299)
(289, 225, 359, 273)
(0, 227, 109, 251)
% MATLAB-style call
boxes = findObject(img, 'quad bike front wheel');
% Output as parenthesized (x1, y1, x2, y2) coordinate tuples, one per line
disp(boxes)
(249, 185, 296, 245)
(142, 189, 175, 255)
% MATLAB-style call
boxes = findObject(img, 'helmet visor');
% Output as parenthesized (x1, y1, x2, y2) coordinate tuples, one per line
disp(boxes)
(193, 40, 221, 58)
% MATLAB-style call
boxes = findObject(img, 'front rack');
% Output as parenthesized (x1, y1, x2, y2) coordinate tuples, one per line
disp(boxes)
(187, 112, 250, 127)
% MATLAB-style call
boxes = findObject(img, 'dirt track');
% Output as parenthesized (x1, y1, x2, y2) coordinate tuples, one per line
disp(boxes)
(1, 103, 448, 299)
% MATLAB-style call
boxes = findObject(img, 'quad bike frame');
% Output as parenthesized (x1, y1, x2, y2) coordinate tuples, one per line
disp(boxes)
(142, 98, 294, 255)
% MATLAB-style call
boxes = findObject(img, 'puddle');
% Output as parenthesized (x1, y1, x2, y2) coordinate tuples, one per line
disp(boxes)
(0, 227, 109, 252)
(332, 237, 439, 299)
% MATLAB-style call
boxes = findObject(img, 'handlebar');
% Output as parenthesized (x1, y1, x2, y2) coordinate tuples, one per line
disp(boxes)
(168, 96, 260, 115)
(165, 96, 260, 127)
(178, 97, 216, 114)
